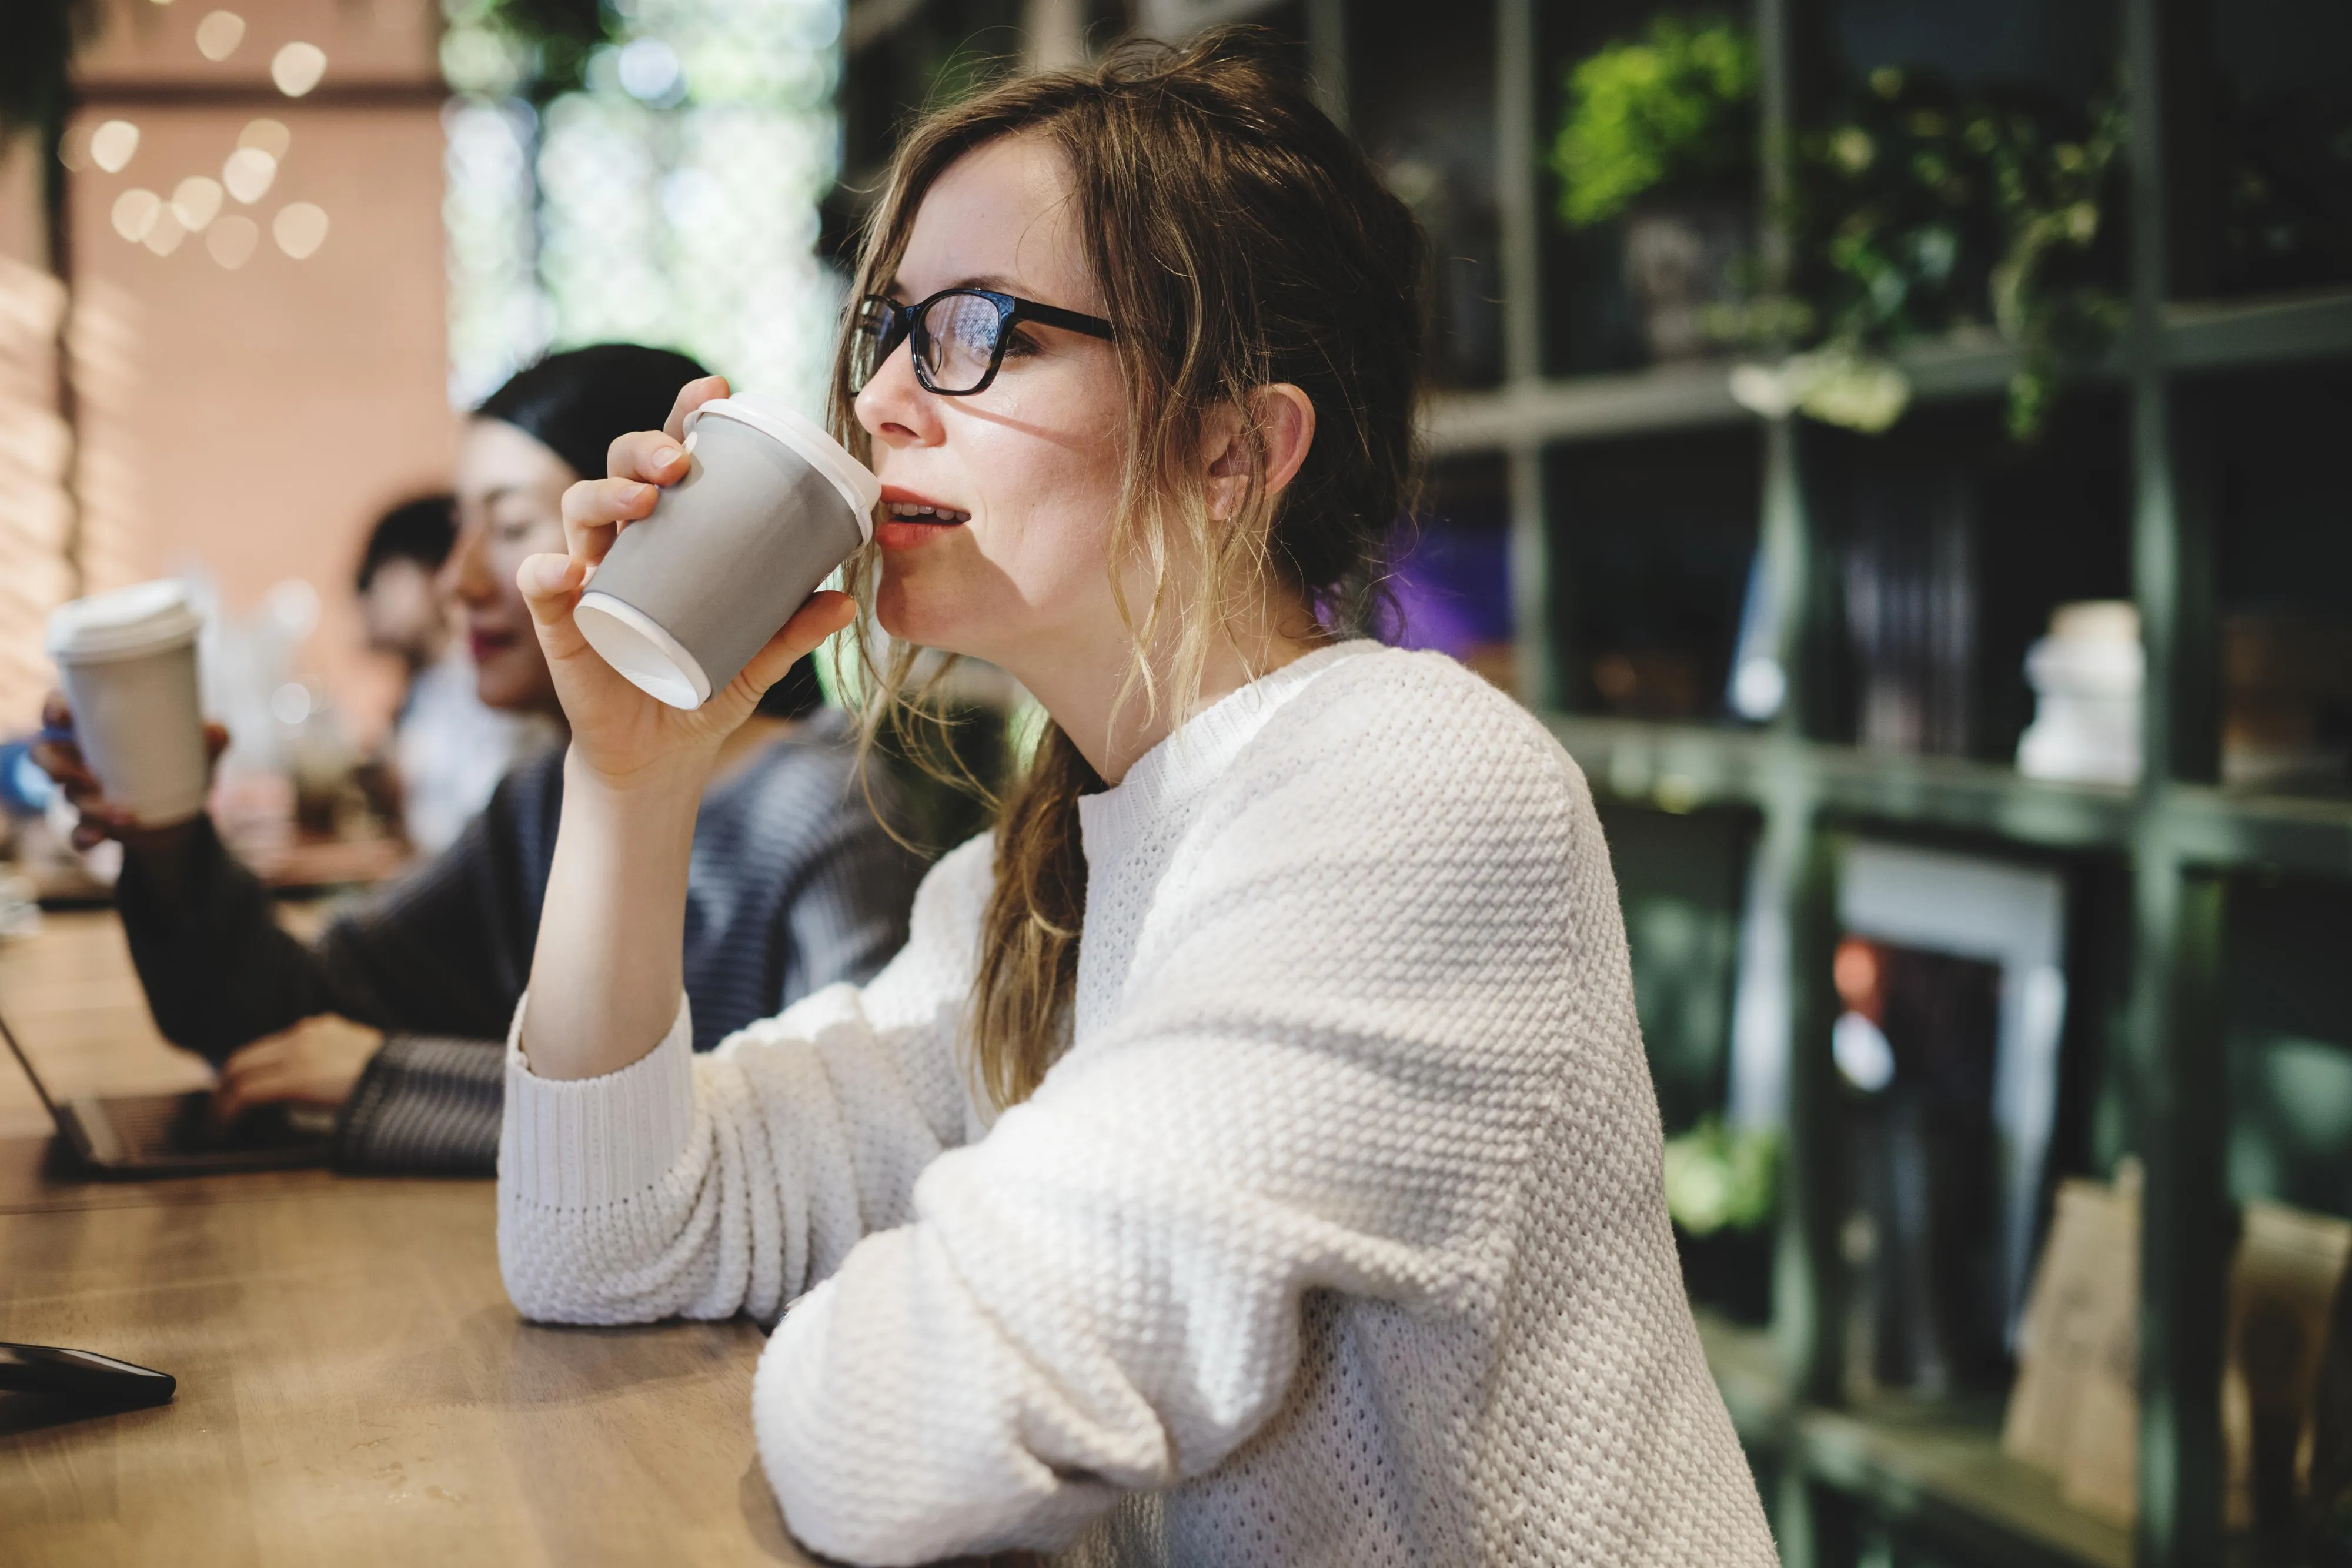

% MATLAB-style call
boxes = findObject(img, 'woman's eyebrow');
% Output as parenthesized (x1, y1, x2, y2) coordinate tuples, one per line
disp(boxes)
(882, 272, 1025, 298)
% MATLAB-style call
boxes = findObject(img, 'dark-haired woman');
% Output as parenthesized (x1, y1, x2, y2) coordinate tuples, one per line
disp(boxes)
(500, 38, 1775, 1567)
(36, 345, 925, 1175)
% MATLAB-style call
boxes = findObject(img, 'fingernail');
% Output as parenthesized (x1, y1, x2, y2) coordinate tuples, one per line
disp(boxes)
(650, 446, 682, 469)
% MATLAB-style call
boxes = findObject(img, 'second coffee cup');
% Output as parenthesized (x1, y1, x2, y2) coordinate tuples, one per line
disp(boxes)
(574, 393, 881, 710)
(46, 580, 211, 827)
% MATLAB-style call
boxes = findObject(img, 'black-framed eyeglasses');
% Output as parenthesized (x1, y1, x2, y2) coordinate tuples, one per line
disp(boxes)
(848, 289, 1114, 397)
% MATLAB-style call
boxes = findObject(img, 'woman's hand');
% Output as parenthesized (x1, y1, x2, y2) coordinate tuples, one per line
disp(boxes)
(31, 691, 229, 850)
(517, 373, 857, 795)
(212, 1014, 385, 1123)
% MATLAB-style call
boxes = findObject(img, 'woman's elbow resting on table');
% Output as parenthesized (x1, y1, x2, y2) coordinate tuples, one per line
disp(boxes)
(496, 1002, 751, 1325)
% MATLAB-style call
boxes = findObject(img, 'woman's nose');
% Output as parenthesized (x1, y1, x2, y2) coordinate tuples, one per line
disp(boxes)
(853, 339, 941, 448)
(440, 522, 489, 604)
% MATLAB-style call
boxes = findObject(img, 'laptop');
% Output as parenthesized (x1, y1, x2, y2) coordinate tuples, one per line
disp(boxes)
(0, 1004, 332, 1178)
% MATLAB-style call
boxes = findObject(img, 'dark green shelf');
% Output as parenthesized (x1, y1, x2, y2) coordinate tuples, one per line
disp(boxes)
(1700, 1313, 2131, 1568)
(1422, 289, 2352, 455)
(1547, 713, 2352, 881)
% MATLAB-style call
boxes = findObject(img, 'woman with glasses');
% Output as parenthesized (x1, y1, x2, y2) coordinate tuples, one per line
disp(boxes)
(497, 30, 1772, 1567)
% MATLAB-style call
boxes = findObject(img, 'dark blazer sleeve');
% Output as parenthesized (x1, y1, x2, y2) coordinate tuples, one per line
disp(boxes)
(115, 751, 563, 1066)
(332, 1034, 506, 1175)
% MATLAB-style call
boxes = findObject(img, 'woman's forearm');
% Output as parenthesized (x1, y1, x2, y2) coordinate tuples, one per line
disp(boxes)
(518, 748, 706, 1079)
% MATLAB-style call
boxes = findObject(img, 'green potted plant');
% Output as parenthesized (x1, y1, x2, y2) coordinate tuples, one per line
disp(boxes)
(1662, 1115, 1779, 1324)
(1549, 15, 1759, 364)
(1787, 67, 2127, 441)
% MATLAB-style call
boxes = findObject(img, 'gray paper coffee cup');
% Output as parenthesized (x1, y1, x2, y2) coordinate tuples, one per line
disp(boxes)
(46, 580, 211, 826)
(574, 394, 880, 710)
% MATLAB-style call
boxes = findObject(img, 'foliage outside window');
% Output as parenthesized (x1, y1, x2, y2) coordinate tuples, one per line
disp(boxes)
(441, 0, 846, 413)
(1551, 22, 2128, 442)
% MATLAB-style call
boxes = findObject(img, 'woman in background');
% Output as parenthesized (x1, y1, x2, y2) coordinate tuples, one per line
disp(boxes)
(497, 36, 1773, 1567)
(37, 344, 926, 1175)
(354, 492, 556, 857)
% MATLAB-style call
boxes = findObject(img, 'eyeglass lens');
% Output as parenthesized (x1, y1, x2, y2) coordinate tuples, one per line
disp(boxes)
(850, 293, 1007, 395)
(918, 294, 1003, 393)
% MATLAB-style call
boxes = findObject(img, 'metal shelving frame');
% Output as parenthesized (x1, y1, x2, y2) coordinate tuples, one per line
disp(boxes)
(1469, 1, 2352, 1564)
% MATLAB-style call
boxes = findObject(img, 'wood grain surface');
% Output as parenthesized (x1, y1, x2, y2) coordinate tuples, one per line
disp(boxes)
(2, 1171, 809, 1566)
(0, 911, 1047, 1568)
(0, 910, 219, 1142)
(0, 910, 817, 1566)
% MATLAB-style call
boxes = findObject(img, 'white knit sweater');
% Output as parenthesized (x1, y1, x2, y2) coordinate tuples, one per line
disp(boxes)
(498, 641, 1775, 1567)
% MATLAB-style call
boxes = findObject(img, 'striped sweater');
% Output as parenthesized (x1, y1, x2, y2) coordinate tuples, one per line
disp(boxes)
(116, 710, 926, 1174)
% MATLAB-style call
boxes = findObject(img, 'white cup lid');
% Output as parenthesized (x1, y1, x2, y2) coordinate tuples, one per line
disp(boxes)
(46, 580, 203, 663)
(689, 394, 881, 540)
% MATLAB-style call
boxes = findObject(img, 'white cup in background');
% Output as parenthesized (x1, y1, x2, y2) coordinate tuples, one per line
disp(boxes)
(574, 394, 880, 710)
(46, 581, 211, 826)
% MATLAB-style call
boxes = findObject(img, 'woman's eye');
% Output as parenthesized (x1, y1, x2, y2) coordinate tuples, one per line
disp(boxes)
(1001, 330, 1041, 360)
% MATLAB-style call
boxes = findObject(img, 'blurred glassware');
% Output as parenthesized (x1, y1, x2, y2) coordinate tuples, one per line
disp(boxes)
(2016, 600, 2143, 785)
(2223, 612, 2352, 793)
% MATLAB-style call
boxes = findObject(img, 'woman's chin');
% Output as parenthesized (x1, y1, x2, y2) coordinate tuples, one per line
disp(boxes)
(874, 583, 972, 656)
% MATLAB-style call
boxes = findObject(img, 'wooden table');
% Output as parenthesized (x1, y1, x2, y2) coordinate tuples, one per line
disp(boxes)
(0, 911, 815, 1566)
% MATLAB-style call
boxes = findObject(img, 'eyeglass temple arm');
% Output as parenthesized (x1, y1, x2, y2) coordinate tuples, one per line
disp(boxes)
(1010, 300, 1115, 340)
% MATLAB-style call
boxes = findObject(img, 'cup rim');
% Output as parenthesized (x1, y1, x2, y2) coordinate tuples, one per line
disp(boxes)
(689, 395, 880, 542)
(46, 580, 203, 663)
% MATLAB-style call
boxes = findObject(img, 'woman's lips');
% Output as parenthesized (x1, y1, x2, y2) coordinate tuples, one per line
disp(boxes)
(876, 518, 962, 551)
(469, 627, 519, 663)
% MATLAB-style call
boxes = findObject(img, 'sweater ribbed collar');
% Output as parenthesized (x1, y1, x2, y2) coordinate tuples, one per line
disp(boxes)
(1075, 639, 1379, 868)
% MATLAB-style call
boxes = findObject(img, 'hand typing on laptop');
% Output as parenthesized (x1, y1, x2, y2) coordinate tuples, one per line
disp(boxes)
(211, 1015, 383, 1125)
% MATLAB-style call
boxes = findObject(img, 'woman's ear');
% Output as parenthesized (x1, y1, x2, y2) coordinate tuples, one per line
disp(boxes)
(1205, 385, 1317, 521)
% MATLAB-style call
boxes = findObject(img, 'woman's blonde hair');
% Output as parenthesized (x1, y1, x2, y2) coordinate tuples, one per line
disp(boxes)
(828, 28, 1426, 1108)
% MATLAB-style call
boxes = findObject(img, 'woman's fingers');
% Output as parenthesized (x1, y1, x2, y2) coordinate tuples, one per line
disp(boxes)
(29, 736, 95, 795)
(517, 552, 592, 647)
(609, 429, 691, 486)
(662, 375, 730, 441)
(730, 591, 857, 702)
(560, 474, 660, 564)
(211, 1041, 286, 1121)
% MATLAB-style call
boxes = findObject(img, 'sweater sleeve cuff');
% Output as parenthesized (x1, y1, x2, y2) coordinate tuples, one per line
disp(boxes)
(500, 994, 697, 1209)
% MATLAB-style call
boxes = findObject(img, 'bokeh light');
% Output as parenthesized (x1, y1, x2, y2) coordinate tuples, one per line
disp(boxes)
(195, 11, 246, 61)
(223, 146, 277, 203)
(273, 202, 329, 259)
(171, 176, 224, 232)
(144, 206, 189, 256)
(111, 189, 161, 242)
(89, 121, 139, 173)
(207, 215, 260, 269)
(238, 118, 292, 159)
(272, 42, 328, 98)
